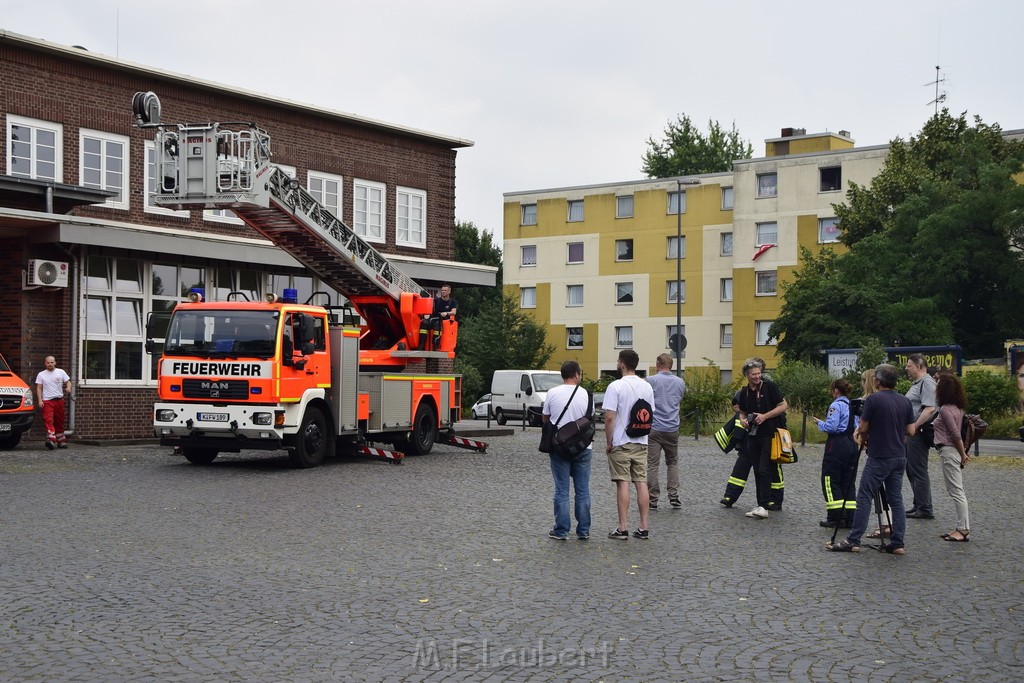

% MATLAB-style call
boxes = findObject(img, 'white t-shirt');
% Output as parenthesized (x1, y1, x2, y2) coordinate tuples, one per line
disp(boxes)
(35, 368, 70, 400)
(604, 375, 655, 447)
(542, 383, 593, 449)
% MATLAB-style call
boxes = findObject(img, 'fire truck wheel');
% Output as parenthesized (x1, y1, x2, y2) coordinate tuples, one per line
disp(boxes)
(290, 407, 328, 468)
(407, 402, 437, 456)
(0, 432, 22, 449)
(494, 408, 507, 425)
(182, 448, 218, 465)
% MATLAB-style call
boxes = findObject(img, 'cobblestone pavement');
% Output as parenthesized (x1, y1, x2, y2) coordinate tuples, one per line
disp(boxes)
(1, 430, 1022, 682)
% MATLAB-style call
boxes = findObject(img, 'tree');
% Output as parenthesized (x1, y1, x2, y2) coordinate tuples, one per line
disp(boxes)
(457, 293, 555, 391)
(772, 111, 1024, 360)
(642, 115, 753, 178)
(452, 220, 503, 319)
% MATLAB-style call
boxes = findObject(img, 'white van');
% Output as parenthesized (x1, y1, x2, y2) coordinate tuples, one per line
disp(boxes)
(490, 370, 562, 426)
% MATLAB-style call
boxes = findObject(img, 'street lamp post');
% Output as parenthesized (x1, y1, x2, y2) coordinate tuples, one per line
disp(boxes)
(674, 177, 700, 377)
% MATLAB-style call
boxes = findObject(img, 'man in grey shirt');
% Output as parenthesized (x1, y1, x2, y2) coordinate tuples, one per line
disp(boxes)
(904, 353, 937, 519)
(646, 353, 686, 509)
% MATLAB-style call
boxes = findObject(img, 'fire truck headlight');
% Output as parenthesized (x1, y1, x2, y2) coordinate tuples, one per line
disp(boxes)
(155, 409, 178, 422)
(252, 412, 273, 426)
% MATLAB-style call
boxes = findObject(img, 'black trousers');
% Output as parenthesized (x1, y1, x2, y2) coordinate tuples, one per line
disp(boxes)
(723, 438, 784, 507)
(821, 434, 860, 523)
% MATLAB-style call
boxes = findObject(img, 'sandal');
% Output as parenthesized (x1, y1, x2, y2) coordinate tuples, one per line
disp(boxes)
(941, 529, 970, 542)
(866, 526, 891, 539)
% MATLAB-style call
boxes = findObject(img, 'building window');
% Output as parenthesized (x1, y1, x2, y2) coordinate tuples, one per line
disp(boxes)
(308, 171, 343, 217)
(521, 244, 537, 267)
(667, 190, 686, 214)
(721, 232, 733, 257)
(520, 286, 536, 308)
(7, 115, 62, 181)
(667, 236, 686, 259)
(616, 282, 633, 304)
(666, 325, 685, 356)
(756, 270, 778, 295)
(616, 239, 634, 261)
(84, 256, 146, 382)
(615, 326, 633, 347)
(616, 195, 634, 218)
(819, 217, 840, 243)
(567, 284, 583, 307)
(756, 222, 778, 246)
(521, 203, 537, 226)
(204, 208, 243, 224)
(567, 199, 584, 222)
(567, 327, 583, 349)
(270, 273, 316, 305)
(721, 186, 734, 210)
(755, 320, 777, 346)
(820, 166, 842, 192)
(567, 242, 584, 264)
(145, 141, 188, 217)
(721, 278, 733, 301)
(666, 280, 685, 303)
(149, 263, 205, 379)
(757, 173, 778, 198)
(721, 324, 733, 348)
(353, 179, 385, 243)
(210, 267, 261, 302)
(396, 186, 427, 248)
(80, 129, 129, 209)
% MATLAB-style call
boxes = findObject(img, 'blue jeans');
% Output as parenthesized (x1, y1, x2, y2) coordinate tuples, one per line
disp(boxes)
(849, 456, 907, 547)
(550, 448, 592, 538)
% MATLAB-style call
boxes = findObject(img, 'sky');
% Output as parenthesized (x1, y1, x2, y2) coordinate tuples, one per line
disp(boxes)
(3, 0, 1023, 246)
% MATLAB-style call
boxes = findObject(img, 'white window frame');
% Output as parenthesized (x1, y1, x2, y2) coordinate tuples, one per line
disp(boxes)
(521, 203, 537, 226)
(83, 256, 148, 385)
(755, 320, 777, 346)
(353, 179, 386, 243)
(567, 241, 584, 264)
(756, 222, 778, 247)
(721, 324, 733, 348)
(144, 141, 188, 218)
(7, 115, 63, 181)
(520, 286, 537, 309)
(308, 170, 344, 218)
(721, 232, 733, 257)
(567, 327, 583, 350)
(616, 195, 634, 218)
(819, 217, 840, 244)
(521, 244, 537, 267)
(667, 190, 686, 214)
(615, 282, 634, 305)
(79, 129, 129, 210)
(566, 284, 583, 307)
(666, 280, 685, 304)
(204, 208, 244, 224)
(757, 172, 778, 198)
(615, 239, 634, 262)
(755, 270, 778, 296)
(721, 186, 734, 210)
(720, 278, 733, 302)
(615, 326, 634, 348)
(396, 186, 427, 249)
(567, 199, 584, 222)
(667, 236, 686, 260)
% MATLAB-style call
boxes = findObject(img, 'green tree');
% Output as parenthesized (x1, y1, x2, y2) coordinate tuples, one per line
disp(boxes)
(962, 370, 1019, 417)
(457, 293, 555, 391)
(773, 111, 1024, 360)
(641, 115, 753, 178)
(452, 220, 503, 319)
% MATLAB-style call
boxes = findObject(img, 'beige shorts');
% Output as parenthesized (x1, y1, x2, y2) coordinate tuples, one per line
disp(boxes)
(607, 442, 648, 482)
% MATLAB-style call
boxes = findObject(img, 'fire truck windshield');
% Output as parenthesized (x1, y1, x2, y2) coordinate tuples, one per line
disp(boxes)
(163, 310, 279, 359)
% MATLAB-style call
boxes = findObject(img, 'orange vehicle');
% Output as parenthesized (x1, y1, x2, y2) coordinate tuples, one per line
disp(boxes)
(137, 93, 484, 467)
(0, 351, 35, 449)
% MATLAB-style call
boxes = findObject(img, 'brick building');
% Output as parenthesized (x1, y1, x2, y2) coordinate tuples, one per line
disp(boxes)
(0, 30, 493, 441)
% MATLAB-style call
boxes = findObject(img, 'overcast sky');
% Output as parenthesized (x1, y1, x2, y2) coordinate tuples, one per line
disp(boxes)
(4, 1, 1023, 245)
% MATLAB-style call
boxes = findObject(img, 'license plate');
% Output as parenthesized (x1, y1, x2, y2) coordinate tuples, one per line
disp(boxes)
(0, 423, 10, 431)
(197, 412, 229, 422)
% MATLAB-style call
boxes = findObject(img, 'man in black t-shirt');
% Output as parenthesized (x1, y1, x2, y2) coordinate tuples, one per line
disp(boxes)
(735, 358, 788, 519)
(419, 284, 458, 350)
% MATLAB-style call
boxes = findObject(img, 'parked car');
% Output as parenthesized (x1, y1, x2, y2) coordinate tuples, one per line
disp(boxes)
(592, 391, 605, 422)
(490, 370, 562, 426)
(470, 394, 492, 419)
(0, 351, 36, 449)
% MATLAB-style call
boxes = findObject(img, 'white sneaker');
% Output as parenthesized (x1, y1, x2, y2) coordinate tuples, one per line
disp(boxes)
(745, 506, 769, 519)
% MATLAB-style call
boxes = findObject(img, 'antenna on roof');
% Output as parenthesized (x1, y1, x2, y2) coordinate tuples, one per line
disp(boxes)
(925, 65, 948, 116)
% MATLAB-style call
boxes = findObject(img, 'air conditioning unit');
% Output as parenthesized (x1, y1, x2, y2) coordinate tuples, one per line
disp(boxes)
(27, 260, 69, 288)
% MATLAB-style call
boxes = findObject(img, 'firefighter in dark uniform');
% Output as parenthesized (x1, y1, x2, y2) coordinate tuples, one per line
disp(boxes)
(419, 284, 458, 350)
(814, 378, 859, 528)
(718, 388, 786, 508)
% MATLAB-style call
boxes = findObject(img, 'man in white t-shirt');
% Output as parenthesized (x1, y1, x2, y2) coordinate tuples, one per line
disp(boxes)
(603, 349, 655, 540)
(541, 360, 593, 540)
(35, 355, 72, 450)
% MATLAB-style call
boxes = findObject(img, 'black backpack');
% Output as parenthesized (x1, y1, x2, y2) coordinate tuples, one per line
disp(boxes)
(625, 396, 653, 437)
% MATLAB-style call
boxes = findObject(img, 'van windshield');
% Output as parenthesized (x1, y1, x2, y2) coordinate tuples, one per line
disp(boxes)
(532, 373, 562, 392)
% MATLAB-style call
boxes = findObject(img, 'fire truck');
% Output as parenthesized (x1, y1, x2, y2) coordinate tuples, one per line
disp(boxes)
(133, 92, 485, 467)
